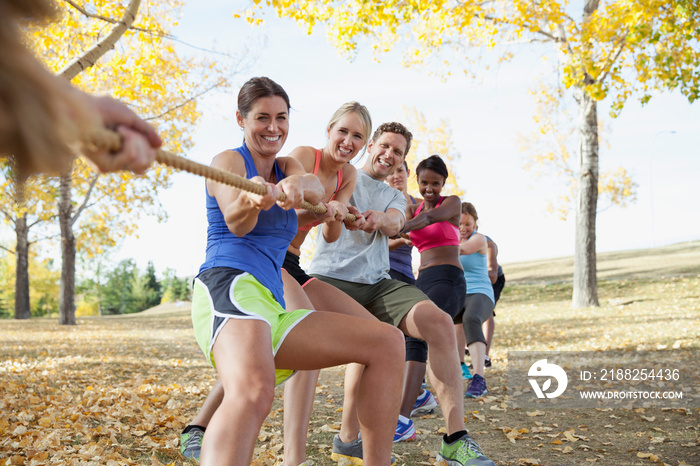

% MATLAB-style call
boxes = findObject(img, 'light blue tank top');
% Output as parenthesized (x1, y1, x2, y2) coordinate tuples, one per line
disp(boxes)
(459, 232, 495, 303)
(199, 143, 297, 306)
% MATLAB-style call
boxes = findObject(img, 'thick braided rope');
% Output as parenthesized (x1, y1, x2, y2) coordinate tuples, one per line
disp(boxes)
(86, 128, 356, 221)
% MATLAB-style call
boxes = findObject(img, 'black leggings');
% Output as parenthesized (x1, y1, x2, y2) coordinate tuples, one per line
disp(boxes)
(406, 265, 466, 363)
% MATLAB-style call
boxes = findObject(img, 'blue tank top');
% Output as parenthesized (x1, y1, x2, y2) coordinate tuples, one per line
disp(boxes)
(389, 195, 416, 279)
(199, 143, 298, 306)
(459, 232, 495, 303)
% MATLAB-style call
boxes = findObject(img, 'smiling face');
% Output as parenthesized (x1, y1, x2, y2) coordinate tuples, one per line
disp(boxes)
(236, 95, 289, 158)
(386, 161, 409, 191)
(417, 168, 445, 203)
(459, 213, 476, 240)
(325, 112, 367, 164)
(363, 131, 408, 180)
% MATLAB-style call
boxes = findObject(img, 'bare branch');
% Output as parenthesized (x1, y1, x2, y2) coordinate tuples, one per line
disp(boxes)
(144, 79, 228, 121)
(62, 0, 166, 38)
(0, 244, 15, 255)
(597, 32, 629, 84)
(59, 0, 142, 80)
(71, 173, 100, 226)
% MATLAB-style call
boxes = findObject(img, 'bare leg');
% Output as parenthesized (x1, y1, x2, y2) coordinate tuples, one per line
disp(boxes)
(301, 279, 379, 444)
(483, 316, 495, 357)
(399, 361, 426, 418)
(276, 311, 405, 466)
(400, 300, 465, 435)
(200, 319, 277, 466)
(189, 379, 223, 428)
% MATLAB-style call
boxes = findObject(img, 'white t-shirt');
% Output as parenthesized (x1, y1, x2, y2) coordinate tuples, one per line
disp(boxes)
(309, 170, 407, 284)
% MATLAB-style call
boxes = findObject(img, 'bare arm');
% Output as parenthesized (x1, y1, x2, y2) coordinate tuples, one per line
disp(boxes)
(362, 207, 404, 237)
(402, 195, 461, 233)
(486, 238, 499, 284)
(460, 231, 488, 256)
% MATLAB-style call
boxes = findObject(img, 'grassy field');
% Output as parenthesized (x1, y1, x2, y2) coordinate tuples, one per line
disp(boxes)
(1, 242, 698, 465)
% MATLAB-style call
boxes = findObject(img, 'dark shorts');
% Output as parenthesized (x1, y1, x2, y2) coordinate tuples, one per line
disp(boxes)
(492, 273, 505, 306)
(407, 265, 467, 363)
(389, 268, 416, 285)
(283, 251, 316, 288)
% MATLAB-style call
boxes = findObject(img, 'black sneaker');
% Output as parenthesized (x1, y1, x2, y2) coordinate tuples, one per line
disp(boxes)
(484, 355, 492, 368)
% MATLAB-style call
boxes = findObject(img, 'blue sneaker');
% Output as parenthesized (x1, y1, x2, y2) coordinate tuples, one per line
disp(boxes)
(465, 374, 488, 398)
(461, 362, 473, 380)
(411, 389, 438, 416)
(394, 415, 416, 442)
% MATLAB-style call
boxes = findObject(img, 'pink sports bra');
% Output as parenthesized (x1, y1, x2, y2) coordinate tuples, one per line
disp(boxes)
(298, 148, 343, 232)
(408, 197, 460, 253)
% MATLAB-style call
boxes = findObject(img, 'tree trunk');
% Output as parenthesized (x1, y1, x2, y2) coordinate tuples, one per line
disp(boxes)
(58, 172, 76, 325)
(14, 214, 30, 319)
(572, 86, 599, 308)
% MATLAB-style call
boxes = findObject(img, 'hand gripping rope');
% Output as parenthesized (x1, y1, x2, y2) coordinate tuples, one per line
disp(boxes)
(85, 128, 357, 222)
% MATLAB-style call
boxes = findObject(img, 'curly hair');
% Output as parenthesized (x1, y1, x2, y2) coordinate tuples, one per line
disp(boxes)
(371, 122, 413, 157)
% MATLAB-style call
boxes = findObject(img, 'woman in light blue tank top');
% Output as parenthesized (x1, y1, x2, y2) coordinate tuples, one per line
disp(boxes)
(458, 202, 495, 399)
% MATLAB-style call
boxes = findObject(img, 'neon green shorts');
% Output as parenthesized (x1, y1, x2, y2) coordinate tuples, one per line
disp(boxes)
(192, 267, 313, 385)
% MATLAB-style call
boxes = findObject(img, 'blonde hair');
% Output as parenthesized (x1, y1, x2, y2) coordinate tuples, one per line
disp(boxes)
(327, 102, 372, 145)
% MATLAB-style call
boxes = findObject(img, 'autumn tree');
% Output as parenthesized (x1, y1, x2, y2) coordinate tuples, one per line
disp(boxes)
(21, 0, 239, 324)
(244, 0, 700, 307)
(0, 162, 59, 319)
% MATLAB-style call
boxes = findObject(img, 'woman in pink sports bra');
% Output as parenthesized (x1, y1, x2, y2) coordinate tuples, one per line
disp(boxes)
(397, 155, 466, 434)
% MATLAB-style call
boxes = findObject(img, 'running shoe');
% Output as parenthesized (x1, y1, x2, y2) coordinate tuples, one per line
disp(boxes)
(393, 415, 416, 442)
(464, 374, 488, 398)
(437, 432, 495, 466)
(411, 389, 438, 416)
(330, 435, 396, 465)
(484, 355, 492, 368)
(461, 362, 473, 380)
(180, 425, 204, 460)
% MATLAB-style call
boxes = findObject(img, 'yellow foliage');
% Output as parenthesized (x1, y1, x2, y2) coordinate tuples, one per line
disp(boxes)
(76, 299, 99, 317)
(400, 107, 464, 198)
(244, 0, 700, 106)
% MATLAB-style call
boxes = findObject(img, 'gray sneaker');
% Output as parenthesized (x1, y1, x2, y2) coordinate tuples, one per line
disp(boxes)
(180, 426, 204, 460)
(330, 434, 396, 465)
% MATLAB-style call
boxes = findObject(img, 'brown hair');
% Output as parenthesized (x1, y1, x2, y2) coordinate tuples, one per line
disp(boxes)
(461, 202, 478, 223)
(371, 122, 413, 157)
(237, 77, 290, 118)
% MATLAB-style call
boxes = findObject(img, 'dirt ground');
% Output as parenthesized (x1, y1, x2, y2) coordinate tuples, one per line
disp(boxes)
(1, 243, 699, 465)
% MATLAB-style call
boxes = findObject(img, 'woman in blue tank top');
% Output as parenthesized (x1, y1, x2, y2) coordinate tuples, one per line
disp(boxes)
(187, 77, 404, 466)
(458, 202, 495, 399)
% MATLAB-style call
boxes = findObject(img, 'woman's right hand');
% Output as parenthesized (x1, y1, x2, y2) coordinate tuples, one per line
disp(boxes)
(247, 176, 280, 211)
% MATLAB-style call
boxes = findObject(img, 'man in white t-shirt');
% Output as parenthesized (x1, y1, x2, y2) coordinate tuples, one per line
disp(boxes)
(310, 122, 495, 466)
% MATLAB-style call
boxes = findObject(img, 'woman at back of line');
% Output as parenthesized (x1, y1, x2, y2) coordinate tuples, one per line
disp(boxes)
(458, 202, 495, 399)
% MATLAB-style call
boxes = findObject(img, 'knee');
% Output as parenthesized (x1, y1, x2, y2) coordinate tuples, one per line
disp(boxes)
(381, 325, 406, 362)
(223, 373, 275, 421)
(417, 302, 455, 341)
